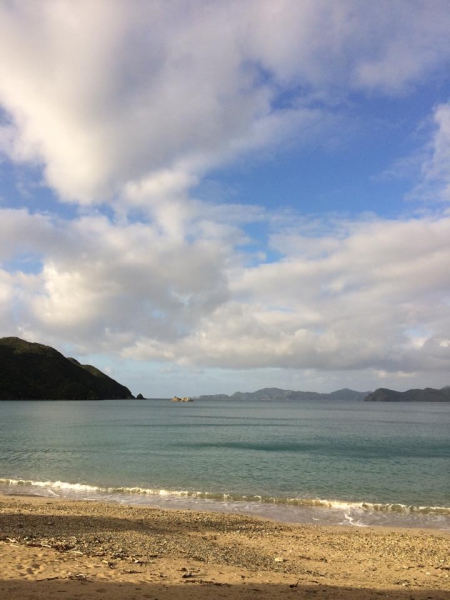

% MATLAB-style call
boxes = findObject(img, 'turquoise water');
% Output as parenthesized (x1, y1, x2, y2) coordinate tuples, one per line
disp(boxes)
(0, 398, 449, 530)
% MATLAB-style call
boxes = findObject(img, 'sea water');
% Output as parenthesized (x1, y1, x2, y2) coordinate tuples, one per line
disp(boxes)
(0, 398, 449, 530)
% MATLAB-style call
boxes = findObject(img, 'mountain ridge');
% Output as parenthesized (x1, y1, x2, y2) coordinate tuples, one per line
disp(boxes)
(365, 387, 450, 402)
(198, 387, 370, 402)
(199, 385, 450, 402)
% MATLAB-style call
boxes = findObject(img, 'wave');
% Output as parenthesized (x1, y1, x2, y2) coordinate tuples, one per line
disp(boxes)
(1, 478, 449, 516)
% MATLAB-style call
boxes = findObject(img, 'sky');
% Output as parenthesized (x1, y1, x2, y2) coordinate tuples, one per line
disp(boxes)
(1, 0, 450, 397)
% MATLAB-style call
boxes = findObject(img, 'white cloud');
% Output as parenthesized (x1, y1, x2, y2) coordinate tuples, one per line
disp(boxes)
(1, 207, 449, 383)
(1, 1, 450, 204)
(0, 207, 233, 349)
(414, 102, 450, 202)
(123, 213, 450, 376)
(0, 270, 15, 328)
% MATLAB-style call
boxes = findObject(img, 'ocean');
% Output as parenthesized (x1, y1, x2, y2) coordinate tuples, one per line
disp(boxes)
(0, 398, 449, 530)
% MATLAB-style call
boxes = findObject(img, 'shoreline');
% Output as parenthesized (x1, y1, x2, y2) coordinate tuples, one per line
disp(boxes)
(1, 494, 449, 599)
(1, 478, 449, 532)
(2, 491, 449, 535)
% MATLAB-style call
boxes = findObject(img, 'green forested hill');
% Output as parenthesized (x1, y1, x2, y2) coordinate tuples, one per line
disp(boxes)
(0, 337, 134, 400)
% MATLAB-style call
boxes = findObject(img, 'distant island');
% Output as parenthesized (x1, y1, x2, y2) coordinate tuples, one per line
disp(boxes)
(199, 387, 370, 402)
(0, 337, 133, 400)
(199, 386, 450, 402)
(365, 387, 450, 402)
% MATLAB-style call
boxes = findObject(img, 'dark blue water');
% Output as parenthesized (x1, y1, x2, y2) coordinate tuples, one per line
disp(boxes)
(0, 399, 449, 529)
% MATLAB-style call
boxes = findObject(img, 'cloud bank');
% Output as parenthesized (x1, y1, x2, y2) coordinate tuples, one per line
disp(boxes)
(1, 208, 449, 381)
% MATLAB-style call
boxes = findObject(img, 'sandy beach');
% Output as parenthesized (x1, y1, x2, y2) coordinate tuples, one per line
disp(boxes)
(0, 495, 449, 599)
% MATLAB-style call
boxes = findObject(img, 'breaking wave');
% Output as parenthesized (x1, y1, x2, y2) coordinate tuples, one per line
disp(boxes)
(1, 477, 449, 517)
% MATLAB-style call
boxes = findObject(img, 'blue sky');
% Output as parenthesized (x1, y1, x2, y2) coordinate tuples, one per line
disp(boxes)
(1, 0, 450, 396)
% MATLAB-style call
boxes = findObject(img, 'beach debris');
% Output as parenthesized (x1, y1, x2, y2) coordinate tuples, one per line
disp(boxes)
(274, 556, 286, 562)
(133, 558, 149, 564)
(68, 573, 90, 581)
(122, 569, 143, 574)
(184, 579, 228, 586)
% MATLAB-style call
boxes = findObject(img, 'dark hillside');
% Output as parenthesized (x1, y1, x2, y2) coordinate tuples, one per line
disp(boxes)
(0, 337, 133, 400)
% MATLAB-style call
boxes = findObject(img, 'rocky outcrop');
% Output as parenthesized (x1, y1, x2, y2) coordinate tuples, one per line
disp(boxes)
(0, 337, 134, 400)
(171, 396, 193, 402)
(136, 393, 145, 399)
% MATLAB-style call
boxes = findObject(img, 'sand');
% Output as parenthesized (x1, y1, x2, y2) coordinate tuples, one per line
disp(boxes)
(0, 494, 449, 599)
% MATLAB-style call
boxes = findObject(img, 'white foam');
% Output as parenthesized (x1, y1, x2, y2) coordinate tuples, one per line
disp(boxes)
(343, 512, 367, 527)
(1, 478, 449, 518)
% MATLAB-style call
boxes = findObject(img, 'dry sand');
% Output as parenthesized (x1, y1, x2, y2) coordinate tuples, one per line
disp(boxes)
(0, 494, 449, 599)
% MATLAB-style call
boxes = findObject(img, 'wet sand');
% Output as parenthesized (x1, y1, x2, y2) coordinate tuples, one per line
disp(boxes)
(0, 494, 449, 599)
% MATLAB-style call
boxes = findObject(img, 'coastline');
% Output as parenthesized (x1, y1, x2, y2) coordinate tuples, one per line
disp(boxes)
(2, 477, 449, 531)
(1, 495, 449, 599)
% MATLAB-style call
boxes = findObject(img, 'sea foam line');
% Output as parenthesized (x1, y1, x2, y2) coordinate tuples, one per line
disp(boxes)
(1, 478, 449, 515)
